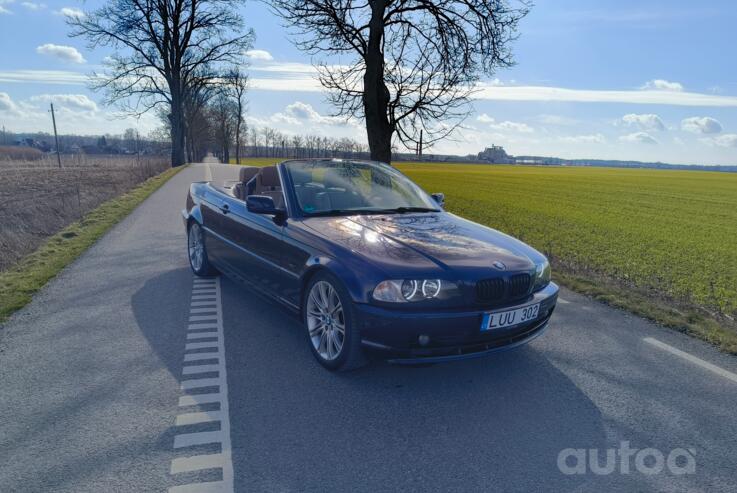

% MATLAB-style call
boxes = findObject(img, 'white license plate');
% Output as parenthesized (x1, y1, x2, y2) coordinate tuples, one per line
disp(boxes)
(481, 303, 540, 331)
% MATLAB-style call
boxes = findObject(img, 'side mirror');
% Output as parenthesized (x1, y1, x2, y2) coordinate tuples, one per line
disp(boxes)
(247, 195, 280, 215)
(431, 192, 445, 207)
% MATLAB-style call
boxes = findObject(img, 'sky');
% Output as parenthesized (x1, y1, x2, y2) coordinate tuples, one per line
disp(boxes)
(0, 0, 736, 165)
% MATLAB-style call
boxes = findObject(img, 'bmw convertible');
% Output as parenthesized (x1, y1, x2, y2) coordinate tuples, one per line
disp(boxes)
(183, 159, 558, 370)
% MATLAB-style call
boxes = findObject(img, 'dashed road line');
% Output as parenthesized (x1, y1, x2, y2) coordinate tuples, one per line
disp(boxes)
(558, 298, 570, 304)
(169, 277, 234, 493)
(644, 337, 737, 384)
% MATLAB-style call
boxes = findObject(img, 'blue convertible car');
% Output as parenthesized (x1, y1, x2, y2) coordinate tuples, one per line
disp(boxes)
(183, 159, 558, 370)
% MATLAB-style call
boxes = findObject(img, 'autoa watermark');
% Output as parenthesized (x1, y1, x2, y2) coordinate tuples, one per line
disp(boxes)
(557, 441, 696, 476)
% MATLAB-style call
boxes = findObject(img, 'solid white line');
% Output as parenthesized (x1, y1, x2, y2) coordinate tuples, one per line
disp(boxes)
(174, 430, 224, 448)
(169, 481, 227, 493)
(644, 337, 737, 384)
(171, 453, 228, 474)
(182, 363, 222, 375)
(558, 298, 571, 304)
(183, 353, 219, 363)
(176, 411, 223, 426)
(178, 393, 222, 407)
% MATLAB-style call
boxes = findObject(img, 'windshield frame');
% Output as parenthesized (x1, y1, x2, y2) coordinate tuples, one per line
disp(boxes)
(280, 159, 441, 218)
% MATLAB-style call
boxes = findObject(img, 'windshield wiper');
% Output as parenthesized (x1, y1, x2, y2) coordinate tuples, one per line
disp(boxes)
(375, 206, 440, 214)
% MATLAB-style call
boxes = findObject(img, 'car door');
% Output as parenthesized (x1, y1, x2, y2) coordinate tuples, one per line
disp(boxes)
(217, 197, 296, 301)
(199, 186, 232, 268)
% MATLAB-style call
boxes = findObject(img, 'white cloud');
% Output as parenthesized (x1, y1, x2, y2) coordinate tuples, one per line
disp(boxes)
(0, 0, 14, 14)
(57, 6, 84, 18)
(36, 44, 86, 64)
(0, 69, 87, 84)
(29, 94, 97, 112)
(473, 84, 737, 107)
(0, 92, 18, 112)
(272, 101, 350, 126)
(245, 49, 274, 61)
(621, 113, 666, 132)
(641, 79, 684, 92)
(560, 134, 606, 144)
(619, 132, 658, 145)
(681, 116, 722, 134)
(703, 134, 737, 148)
(21, 2, 45, 10)
(476, 113, 495, 123)
(489, 121, 534, 133)
(535, 114, 578, 126)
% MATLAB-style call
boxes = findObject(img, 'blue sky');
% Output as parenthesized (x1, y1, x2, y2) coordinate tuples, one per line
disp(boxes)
(1, 0, 736, 164)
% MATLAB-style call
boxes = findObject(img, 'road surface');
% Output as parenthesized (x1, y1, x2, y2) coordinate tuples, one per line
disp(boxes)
(1, 162, 736, 492)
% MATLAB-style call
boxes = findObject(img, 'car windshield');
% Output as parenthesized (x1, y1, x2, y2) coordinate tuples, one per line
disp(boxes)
(282, 160, 440, 216)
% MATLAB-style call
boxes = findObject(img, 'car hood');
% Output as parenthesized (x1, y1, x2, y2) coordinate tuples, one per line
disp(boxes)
(302, 212, 541, 276)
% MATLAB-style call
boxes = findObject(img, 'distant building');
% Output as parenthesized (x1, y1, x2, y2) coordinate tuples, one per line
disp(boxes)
(477, 145, 511, 163)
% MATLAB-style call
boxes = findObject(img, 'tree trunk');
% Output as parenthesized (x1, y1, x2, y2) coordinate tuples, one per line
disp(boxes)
(363, 1, 393, 163)
(169, 88, 186, 167)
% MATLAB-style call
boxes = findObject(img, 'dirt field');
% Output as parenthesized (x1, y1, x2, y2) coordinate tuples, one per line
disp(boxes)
(0, 155, 169, 271)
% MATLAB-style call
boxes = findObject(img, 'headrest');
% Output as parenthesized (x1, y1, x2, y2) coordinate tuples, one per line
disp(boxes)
(239, 166, 260, 183)
(259, 166, 281, 187)
(323, 168, 347, 188)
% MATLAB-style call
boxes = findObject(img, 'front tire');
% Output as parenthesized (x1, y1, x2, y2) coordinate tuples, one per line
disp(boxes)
(188, 222, 218, 277)
(303, 272, 365, 371)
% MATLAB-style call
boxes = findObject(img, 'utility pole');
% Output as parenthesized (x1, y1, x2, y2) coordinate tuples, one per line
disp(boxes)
(50, 103, 62, 168)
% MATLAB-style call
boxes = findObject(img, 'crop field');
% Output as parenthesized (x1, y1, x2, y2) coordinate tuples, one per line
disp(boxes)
(232, 157, 737, 319)
(0, 155, 169, 271)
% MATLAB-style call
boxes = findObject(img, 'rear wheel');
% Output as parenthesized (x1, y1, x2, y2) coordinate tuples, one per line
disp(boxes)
(303, 272, 365, 371)
(188, 222, 218, 277)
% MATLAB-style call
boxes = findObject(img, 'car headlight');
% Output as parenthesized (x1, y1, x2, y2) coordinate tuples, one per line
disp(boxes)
(373, 279, 457, 303)
(533, 259, 551, 291)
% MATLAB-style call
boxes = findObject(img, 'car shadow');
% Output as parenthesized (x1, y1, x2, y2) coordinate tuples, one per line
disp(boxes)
(219, 275, 614, 492)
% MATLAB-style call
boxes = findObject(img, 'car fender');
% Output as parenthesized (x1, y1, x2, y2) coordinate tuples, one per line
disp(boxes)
(300, 255, 372, 305)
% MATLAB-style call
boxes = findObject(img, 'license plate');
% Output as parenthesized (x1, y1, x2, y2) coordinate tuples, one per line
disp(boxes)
(481, 303, 540, 331)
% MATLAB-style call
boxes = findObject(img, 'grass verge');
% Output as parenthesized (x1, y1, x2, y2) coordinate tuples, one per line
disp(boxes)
(555, 268, 737, 354)
(0, 166, 184, 324)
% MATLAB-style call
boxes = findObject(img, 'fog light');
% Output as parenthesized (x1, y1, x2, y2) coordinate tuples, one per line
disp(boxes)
(418, 335, 430, 346)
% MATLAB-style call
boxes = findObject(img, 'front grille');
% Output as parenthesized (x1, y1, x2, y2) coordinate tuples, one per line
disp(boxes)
(509, 273, 532, 297)
(476, 273, 532, 303)
(476, 278, 505, 302)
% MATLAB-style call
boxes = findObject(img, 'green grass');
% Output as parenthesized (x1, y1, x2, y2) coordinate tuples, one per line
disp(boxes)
(229, 157, 283, 166)
(0, 166, 184, 324)
(394, 162, 737, 353)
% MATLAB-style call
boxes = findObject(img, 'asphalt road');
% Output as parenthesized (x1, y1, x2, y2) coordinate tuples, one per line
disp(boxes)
(2, 162, 737, 492)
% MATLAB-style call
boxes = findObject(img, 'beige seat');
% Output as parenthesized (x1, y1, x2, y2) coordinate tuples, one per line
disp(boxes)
(251, 166, 284, 208)
(233, 166, 260, 200)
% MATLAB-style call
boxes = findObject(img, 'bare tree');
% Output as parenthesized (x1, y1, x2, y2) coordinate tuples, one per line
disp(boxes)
(224, 68, 249, 164)
(271, 0, 529, 163)
(69, 0, 253, 167)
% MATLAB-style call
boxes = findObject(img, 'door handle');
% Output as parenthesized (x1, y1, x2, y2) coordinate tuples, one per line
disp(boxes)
(220, 203, 230, 214)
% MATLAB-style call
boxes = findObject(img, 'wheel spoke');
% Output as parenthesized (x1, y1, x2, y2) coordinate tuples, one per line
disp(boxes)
(309, 323, 325, 338)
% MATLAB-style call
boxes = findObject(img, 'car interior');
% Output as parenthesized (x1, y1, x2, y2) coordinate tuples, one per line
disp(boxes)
(229, 166, 285, 209)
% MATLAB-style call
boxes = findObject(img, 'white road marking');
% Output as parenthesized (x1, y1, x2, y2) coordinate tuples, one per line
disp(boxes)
(174, 431, 224, 448)
(185, 341, 221, 351)
(182, 363, 222, 375)
(183, 353, 219, 362)
(171, 453, 228, 474)
(170, 277, 234, 493)
(176, 411, 223, 426)
(187, 332, 218, 340)
(558, 298, 570, 304)
(644, 337, 737, 384)
(180, 377, 222, 390)
(178, 393, 222, 407)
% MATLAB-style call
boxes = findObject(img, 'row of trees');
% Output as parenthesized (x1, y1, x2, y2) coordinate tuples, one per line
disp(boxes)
(69, 0, 529, 166)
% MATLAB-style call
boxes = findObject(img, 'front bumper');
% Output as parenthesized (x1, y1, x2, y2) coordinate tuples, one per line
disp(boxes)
(356, 282, 559, 363)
